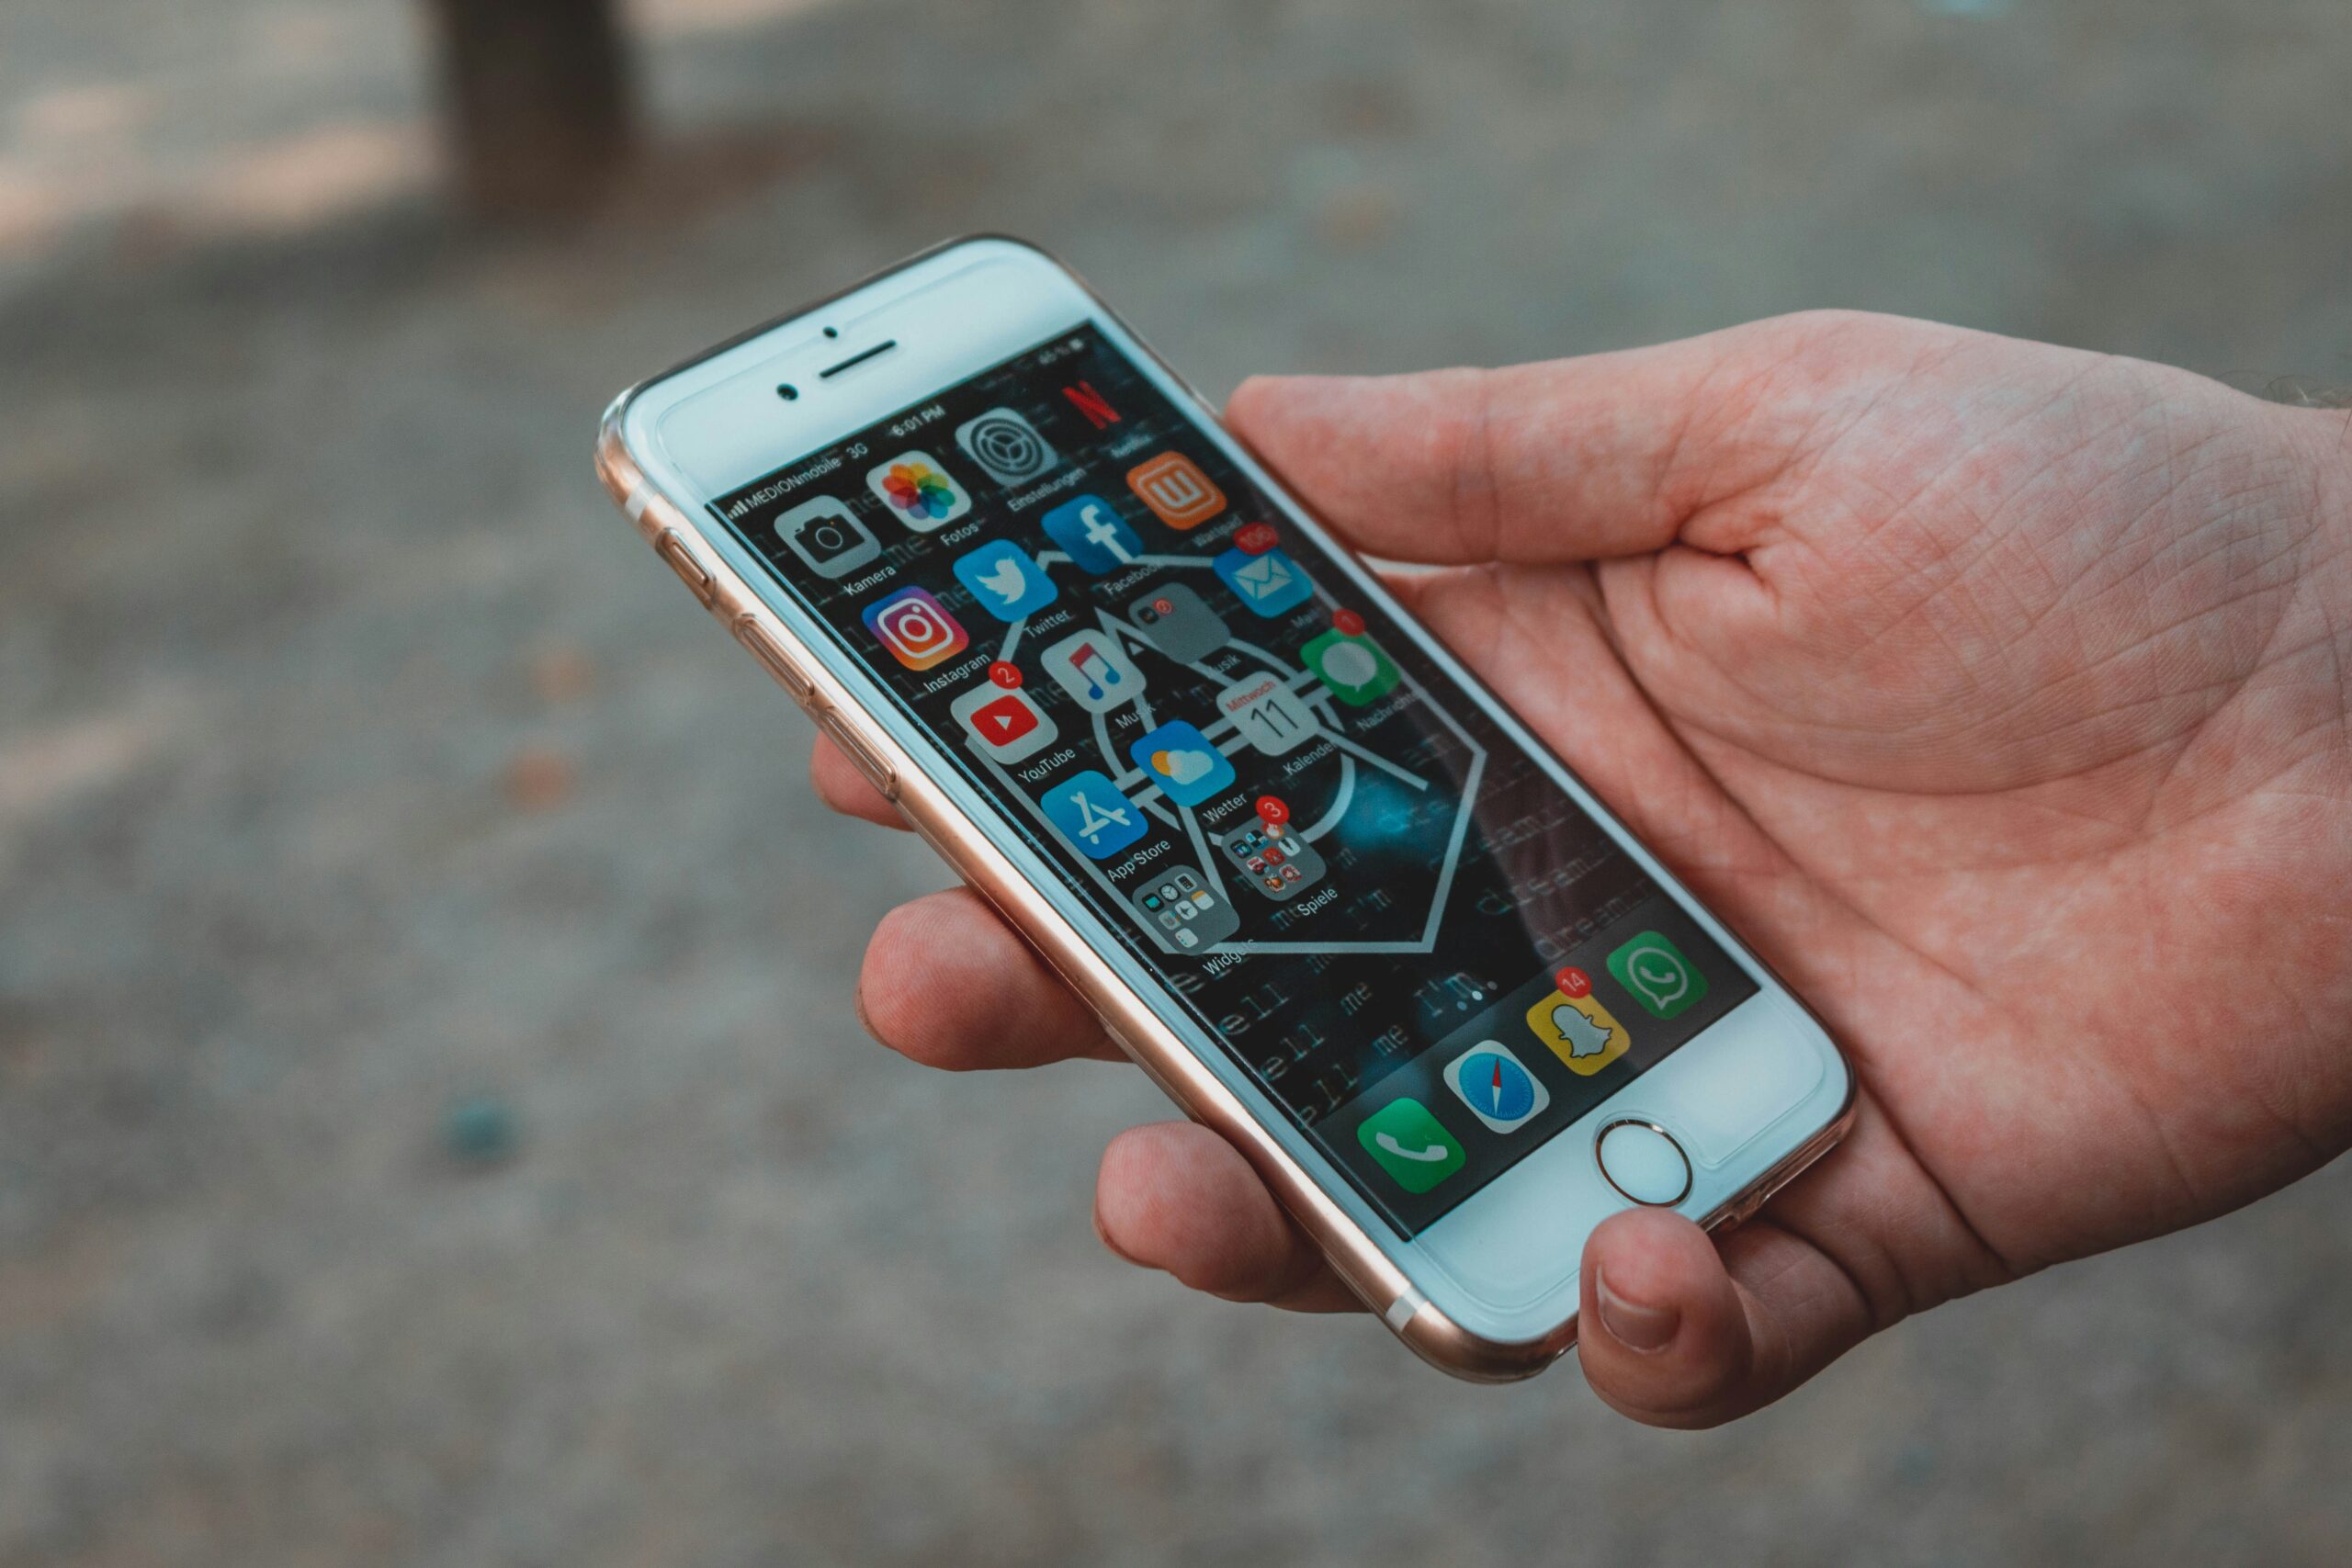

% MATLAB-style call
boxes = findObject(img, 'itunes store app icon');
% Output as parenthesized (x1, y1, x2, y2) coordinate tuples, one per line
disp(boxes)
(861, 586, 969, 671)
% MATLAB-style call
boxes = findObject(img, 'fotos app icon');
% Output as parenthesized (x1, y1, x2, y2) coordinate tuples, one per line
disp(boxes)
(866, 453, 971, 531)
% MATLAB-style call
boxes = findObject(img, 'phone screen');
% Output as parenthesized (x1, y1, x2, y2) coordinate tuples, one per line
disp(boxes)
(710, 323, 1756, 1235)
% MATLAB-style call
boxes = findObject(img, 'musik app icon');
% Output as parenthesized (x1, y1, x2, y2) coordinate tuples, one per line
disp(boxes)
(1040, 630, 1146, 714)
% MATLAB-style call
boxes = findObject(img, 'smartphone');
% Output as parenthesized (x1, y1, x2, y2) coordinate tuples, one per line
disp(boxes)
(594, 237, 1853, 1381)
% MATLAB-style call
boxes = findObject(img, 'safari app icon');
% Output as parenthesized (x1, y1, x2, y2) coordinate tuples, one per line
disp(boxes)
(1524, 987, 1631, 1077)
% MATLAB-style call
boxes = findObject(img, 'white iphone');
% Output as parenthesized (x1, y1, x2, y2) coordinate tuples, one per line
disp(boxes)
(594, 237, 1853, 1381)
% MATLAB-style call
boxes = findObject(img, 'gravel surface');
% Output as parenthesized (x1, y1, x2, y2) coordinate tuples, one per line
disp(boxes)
(2, 1, 2348, 1563)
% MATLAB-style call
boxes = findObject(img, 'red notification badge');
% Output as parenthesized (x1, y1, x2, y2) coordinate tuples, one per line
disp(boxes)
(1255, 795, 1291, 826)
(1333, 608, 1367, 637)
(1233, 522, 1281, 556)
(1555, 966, 1592, 998)
(988, 660, 1023, 689)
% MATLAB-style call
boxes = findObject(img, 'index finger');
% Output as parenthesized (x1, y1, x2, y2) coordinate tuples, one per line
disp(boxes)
(1222, 311, 1943, 566)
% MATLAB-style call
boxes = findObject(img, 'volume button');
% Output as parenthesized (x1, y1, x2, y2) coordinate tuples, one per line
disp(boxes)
(654, 529, 718, 605)
(731, 616, 815, 704)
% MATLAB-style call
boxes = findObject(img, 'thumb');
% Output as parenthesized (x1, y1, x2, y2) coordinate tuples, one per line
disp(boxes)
(1577, 1203, 1875, 1428)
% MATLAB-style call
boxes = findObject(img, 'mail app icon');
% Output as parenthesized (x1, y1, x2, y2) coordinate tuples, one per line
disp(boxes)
(1214, 545, 1315, 618)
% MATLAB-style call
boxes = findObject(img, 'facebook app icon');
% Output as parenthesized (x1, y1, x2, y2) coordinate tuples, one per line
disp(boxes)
(1041, 494, 1145, 576)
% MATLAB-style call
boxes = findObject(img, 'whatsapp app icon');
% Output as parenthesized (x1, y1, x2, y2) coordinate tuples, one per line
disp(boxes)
(1607, 931, 1709, 1021)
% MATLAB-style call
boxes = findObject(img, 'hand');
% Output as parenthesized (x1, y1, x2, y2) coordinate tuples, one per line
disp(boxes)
(816, 311, 2352, 1424)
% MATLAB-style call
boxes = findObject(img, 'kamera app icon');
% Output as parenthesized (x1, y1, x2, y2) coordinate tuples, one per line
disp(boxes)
(955, 407, 1059, 487)
(775, 496, 880, 579)
(861, 586, 970, 671)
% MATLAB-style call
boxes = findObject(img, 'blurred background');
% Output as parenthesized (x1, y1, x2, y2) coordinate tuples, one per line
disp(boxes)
(3, 1, 2349, 1563)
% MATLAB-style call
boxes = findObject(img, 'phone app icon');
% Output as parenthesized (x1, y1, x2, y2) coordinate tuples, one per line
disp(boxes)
(1041, 495, 1145, 575)
(951, 683, 1058, 762)
(860, 586, 969, 671)
(1301, 628, 1400, 706)
(1608, 931, 1710, 1020)
(1126, 451, 1226, 530)
(1128, 719, 1237, 807)
(1040, 630, 1146, 713)
(1356, 1099, 1466, 1193)
(1040, 770, 1148, 859)
(1132, 867, 1239, 953)
(1442, 1042, 1552, 1134)
(1128, 583, 1229, 663)
(775, 496, 881, 579)
(955, 407, 1059, 487)
(1524, 987, 1631, 1077)
(952, 539, 1058, 622)
(1215, 545, 1315, 617)
(865, 451, 971, 531)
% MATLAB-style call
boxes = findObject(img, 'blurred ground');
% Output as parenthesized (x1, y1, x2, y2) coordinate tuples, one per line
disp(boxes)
(3, 1, 2350, 1564)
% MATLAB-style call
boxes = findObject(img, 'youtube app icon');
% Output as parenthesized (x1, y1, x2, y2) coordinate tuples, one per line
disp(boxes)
(951, 683, 1059, 763)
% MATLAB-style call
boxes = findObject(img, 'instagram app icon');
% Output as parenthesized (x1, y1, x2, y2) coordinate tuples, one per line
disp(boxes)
(861, 586, 969, 671)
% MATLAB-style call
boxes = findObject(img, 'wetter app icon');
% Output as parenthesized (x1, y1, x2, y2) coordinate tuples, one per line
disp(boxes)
(1128, 720, 1237, 807)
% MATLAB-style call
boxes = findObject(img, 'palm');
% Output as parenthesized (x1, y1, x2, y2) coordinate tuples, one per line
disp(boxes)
(823, 312, 2352, 1424)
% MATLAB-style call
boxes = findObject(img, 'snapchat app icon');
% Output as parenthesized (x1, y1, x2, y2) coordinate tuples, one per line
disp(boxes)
(1525, 989, 1631, 1077)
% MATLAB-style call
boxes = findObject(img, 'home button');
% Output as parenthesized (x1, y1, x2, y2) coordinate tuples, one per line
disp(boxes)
(1596, 1121, 1692, 1207)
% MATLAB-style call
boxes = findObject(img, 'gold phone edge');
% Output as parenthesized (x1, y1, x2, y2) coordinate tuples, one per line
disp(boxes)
(590, 242, 1858, 1383)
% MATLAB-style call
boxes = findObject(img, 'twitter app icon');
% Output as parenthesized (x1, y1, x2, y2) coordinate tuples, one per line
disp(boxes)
(952, 539, 1059, 623)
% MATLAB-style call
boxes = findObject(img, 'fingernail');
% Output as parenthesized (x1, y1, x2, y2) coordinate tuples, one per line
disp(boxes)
(1091, 1204, 1147, 1269)
(1595, 1265, 1679, 1353)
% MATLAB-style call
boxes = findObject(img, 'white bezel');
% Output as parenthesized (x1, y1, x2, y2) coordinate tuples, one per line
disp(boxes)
(614, 238, 1851, 1348)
